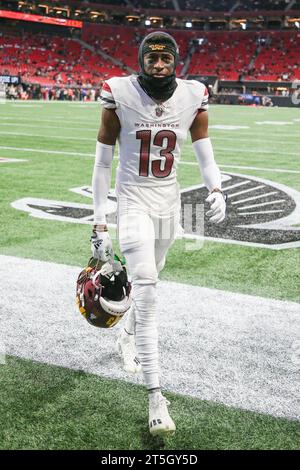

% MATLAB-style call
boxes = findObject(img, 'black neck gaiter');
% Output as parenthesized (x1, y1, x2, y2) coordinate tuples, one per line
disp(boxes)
(137, 73, 177, 102)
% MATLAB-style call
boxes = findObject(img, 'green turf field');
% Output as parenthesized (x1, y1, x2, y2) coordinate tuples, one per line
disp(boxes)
(1, 356, 299, 450)
(0, 101, 299, 449)
(1, 102, 299, 300)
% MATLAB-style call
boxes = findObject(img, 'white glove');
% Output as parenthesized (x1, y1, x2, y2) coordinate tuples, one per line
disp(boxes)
(91, 230, 113, 262)
(206, 191, 226, 224)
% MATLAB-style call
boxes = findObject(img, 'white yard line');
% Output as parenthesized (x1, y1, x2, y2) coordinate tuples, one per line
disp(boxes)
(0, 131, 95, 141)
(0, 123, 97, 131)
(1, 255, 299, 421)
(4, 100, 98, 105)
(218, 165, 300, 175)
(216, 147, 300, 156)
(1, 144, 300, 176)
(181, 161, 300, 175)
(0, 146, 94, 157)
(211, 136, 299, 144)
(0, 116, 94, 125)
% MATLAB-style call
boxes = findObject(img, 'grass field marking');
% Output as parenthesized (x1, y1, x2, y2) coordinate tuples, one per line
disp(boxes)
(183, 231, 300, 250)
(219, 165, 300, 175)
(183, 172, 300, 247)
(0, 157, 27, 163)
(0, 116, 95, 125)
(239, 209, 285, 215)
(210, 125, 250, 130)
(0, 122, 98, 132)
(0, 146, 94, 157)
(228, 185, 266, 198)
(1, 144, 300, 178)
(255, 121, 294, 126)
(211, 135, 299, 144)
(231, 191, 279, 205)
(209, 129, 299, 135)
(10, 104, 42, 108)
(10, 197, 94, 224)
(237, 200, 287, 211)
(0, 131, 95, 141)
(11, 171, 300, 250)
(225, 172, 300, 231)
(1, 254, 299, 421)
(3, 99, 99, 105)
(215, 147, 300, 156)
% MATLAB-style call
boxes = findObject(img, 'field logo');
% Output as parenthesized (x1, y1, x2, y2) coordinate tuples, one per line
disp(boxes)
(181, 173, 300, 249)
(11, 188, 117, 225)
(11, 173, 300, 249)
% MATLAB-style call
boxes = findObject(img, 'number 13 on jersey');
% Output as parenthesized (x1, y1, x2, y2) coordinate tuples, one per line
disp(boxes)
(136, 130, 177, 178)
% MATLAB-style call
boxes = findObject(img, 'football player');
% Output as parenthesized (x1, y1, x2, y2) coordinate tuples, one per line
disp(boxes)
(91, 31, 226, 436)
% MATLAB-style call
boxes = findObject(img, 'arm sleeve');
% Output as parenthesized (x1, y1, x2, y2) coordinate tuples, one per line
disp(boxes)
(92, 141, 114, 225)
(192, 137, 221, 191)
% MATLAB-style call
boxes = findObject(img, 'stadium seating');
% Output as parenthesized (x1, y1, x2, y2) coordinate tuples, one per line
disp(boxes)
(235, 0, 290, 11)
(0, 31, 126, 87)
(250, 31, 300, 80)
(90, 0, 127, 4)
(187, 30, 300, 81)
(131, 0, 174, 9)
(177, 0, 236, 12)
(187, 31, 258, 80)
(1, 26, 299, 87)
(82, 24, 192, 75)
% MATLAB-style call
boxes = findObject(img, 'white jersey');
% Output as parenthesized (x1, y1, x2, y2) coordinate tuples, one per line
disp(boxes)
(100, 75, 208, 189)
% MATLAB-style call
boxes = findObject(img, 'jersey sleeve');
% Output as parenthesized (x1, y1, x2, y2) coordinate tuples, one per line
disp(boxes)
(99, 81, 117, 109)
(199, 85, 209, 112)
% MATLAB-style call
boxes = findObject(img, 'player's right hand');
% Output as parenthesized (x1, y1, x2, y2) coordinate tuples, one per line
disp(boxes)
(91, 229, 113, 262)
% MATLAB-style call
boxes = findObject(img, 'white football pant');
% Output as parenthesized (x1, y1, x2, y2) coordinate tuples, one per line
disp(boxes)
(117, 185, 180, 390)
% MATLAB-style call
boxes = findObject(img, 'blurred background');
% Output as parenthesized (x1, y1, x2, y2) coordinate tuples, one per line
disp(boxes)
(0, 0, 299, 107)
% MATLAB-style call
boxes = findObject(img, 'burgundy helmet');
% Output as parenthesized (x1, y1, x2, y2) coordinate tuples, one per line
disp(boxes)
(76, 256, 131, 328)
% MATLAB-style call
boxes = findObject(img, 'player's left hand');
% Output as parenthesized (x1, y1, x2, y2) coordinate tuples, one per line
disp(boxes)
(91, 229, 114, 262)
(206, 191, 226, 224)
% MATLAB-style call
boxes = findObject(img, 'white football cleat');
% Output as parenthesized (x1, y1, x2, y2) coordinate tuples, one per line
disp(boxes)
(149, 393, 176, 436)
(116, 330, 141, 374)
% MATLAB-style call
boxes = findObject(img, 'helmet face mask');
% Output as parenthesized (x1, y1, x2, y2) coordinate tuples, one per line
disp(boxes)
(76, 257, 132, 328)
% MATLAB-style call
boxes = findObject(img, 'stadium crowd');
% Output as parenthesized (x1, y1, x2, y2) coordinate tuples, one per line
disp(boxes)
(1, 26, 299, 97)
